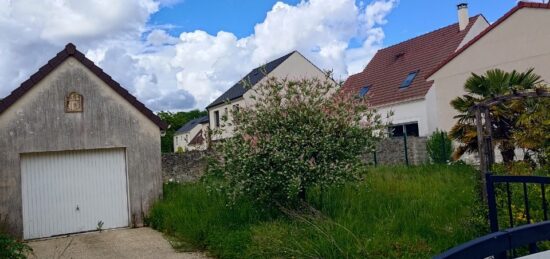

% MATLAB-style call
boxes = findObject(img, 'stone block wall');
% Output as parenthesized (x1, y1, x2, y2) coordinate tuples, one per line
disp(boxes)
(161, 151, 210, 183)
(363, 136, 428, 166)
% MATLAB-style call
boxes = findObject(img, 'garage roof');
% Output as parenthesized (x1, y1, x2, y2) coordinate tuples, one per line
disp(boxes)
(0, 43, 168, 130)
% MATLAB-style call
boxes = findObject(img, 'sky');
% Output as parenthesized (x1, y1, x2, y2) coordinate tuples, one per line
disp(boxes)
(0, 0, 540, 111)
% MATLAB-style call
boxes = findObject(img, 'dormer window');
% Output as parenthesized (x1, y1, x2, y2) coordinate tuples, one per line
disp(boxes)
(358, 86, 370, 98)
(400, 70, 418, 88)
(394, 53, 405, 61)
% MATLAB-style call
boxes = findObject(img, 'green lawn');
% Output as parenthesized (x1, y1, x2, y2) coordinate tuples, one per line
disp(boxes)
(148, 164, 487, 258)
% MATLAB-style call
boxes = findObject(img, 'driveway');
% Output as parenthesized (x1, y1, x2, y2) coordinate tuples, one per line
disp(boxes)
(27, 228, 208, 259)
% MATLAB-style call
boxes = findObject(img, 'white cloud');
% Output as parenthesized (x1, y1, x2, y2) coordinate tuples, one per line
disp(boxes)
(0, 0, 397, 111)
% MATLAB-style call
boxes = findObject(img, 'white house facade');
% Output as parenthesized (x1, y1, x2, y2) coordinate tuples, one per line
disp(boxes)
(206, 51, 334, 140)
(341, 4, 489, 137)
(173, 116, 209, 151)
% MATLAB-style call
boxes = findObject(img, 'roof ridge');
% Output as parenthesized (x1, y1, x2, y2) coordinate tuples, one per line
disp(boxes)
(426, 1, 550, 79)
(377, 15, 481, 53)
(205, 51, 296, 109)
(0, 43, 168, 129)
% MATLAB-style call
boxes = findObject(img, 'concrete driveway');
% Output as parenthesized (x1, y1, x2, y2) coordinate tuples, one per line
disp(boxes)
(27, 228, 208, 259)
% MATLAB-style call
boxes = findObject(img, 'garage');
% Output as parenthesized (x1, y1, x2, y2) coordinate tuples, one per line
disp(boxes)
(0, 43, 167, 239)
(21, 149, 129, 239)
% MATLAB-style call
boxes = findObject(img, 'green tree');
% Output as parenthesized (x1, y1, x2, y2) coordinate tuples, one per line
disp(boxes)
(157, 110, 207, 153)
(450, 68, 543, 163)
(208, 76, 386, 207)
(514, 97, 550, 168)
(427, 130, 453, 164)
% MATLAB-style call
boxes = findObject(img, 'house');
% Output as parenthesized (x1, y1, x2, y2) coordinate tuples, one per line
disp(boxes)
(0, 43, 166, 239)
(173, 115, 209, 151)
(205, 51, 334, 140)
(426, 2, 550, 135)
(341, 3, 489, 137)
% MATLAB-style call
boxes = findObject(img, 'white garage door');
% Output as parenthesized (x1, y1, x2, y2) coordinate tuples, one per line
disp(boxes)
(21, 148, 129, 239)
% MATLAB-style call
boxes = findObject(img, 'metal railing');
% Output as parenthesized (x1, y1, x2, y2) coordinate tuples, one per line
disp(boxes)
(435, 173, 550, 258)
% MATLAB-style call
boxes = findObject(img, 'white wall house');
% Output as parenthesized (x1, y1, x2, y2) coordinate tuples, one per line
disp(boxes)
(342, 4, 489, 137)
(425, 2, 550, 162)
(427, 2, 550, 133)
(205, 51, 334, 140)
(173, 116, 209, 151)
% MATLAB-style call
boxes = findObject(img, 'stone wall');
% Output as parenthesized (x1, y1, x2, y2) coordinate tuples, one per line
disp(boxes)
(162, 151, 210, 183)
(363, 136, 428, 166)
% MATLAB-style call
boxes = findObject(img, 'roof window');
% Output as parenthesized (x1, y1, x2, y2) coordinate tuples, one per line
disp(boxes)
(358, 86, 370, 98)
(400, 70, 418, 88)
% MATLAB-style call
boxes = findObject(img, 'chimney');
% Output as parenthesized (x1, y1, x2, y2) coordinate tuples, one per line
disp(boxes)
(457, 3, 469, 31)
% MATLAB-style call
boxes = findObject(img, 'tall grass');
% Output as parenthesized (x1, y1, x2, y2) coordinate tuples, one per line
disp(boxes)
(149, 164, 485, 258)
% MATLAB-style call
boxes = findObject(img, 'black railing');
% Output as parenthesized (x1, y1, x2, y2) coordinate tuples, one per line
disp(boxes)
(433, 221, 550, 259)
(486, 174, 550, 233)
(435, 173, 550, 258)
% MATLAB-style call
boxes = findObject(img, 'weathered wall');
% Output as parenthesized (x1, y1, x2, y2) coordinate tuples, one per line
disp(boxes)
(162, 151, 210, 183)
(0, 57, 162, 238)
(363, 137, 428, 166)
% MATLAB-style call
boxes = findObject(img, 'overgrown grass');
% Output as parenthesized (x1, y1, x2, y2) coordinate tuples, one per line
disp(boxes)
(149, 164, 486, 258)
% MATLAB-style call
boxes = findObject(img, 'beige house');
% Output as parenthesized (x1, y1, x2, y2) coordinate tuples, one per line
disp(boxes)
(341, 3, 489, 137)
(427, 2, 550, 134)
(206, 51, 334, 140)
(173, 115, 209, 151)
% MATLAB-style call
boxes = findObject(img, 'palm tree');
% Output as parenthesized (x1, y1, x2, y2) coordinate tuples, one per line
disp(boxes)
(449, 68, 542, 163)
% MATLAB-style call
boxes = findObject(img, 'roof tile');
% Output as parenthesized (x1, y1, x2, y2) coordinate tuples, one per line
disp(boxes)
(341, 16, 482, 107)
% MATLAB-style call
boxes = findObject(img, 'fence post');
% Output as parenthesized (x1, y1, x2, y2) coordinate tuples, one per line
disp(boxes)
(486, 173, 499, 233)
(373, 150, 378, 167)
(403, 130, 409, 166)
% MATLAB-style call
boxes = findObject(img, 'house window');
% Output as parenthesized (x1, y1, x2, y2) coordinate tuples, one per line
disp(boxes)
(214, 111, 220, 128)
(400, 71, 418, 88)
(389, 122, 419, 137)
(358, 86, 370, 98)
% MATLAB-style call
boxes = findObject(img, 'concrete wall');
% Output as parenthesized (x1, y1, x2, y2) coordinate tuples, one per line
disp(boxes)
(363, 137, 428, 165)
(0, 57, 162, 238)
(174, 123, 208, 151)
(208, 51, 333, 140)
(429, 7, 550, 133)
(161, 151, 210, 183)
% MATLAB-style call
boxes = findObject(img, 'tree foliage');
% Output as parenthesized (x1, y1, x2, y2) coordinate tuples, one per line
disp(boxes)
(157, 110, 207, 153)
(427, 130, 453, 164)
(450, 68, 546, 163)
(208, 76, 386, 207)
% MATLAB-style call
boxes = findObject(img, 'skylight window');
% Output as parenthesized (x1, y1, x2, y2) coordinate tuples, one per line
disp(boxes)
(358, 86, 370, 98)
(400, 70, 418, 88)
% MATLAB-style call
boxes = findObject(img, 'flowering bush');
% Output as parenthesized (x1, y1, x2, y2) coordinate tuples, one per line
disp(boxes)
(208, 75, 387, 207)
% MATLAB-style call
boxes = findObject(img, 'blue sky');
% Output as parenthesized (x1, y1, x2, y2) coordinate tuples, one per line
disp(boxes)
(151, 0, 521, 48)
(1, 0, 540, 111)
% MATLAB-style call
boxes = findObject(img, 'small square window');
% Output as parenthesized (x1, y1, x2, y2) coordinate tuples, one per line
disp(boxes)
(400, 71, 418, 88)
(358, 86, 370, 98)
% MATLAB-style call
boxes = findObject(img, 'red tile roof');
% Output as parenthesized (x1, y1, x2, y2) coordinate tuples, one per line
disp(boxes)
(341, 15, 483, 107)
(426, 2, 550, 79)
(0, 43, 168, 129)
(188, 129, 205, 146)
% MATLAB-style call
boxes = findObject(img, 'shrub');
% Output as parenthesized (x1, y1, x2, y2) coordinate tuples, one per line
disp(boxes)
(427, 130, 452, 164)
(0, 234, 32, 259)
(176, 146, 184, 153)
(208, 75, 386, 207)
